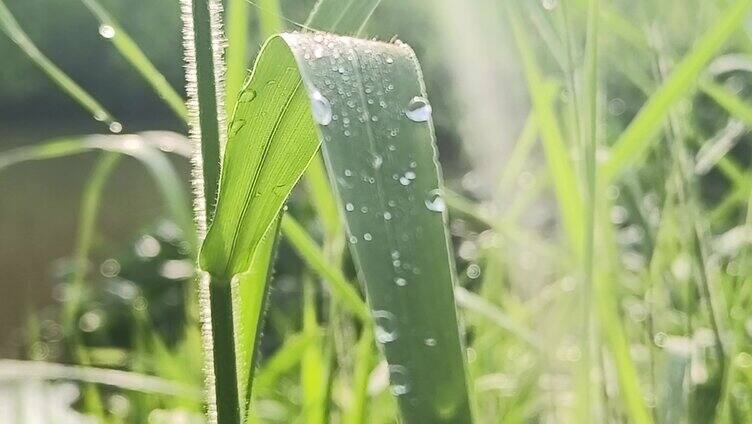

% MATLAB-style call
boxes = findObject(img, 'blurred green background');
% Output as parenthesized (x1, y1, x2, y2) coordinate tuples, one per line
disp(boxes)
(0, 0, 478, 356)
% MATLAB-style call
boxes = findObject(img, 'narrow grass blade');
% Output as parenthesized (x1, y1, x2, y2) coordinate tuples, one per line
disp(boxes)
(345, 326, 374, 424)
(505, 0, 583, 254)
(280, 215, 369, 320)
(305, 0, 382, 35)
(80, 0, 188, 120)
(234, 220, 281, 417)
(301, 276, 327, 424)
(497, 111, 538, 191)
(700, 78, 752, 127)
(255, 0, 283, 38)
(62, 152, 122, 337)
(695, 119, 746, 175)
(0, 360, 202, 399)
(578, 0, 599, 420)
(0, 0, 118, 130)
(253, 331, 322, 393)
(225, 0, 250, 117)
(454, 287, 540, 350)
(181, 0, 226, 232)
(601, 0, 752, 181)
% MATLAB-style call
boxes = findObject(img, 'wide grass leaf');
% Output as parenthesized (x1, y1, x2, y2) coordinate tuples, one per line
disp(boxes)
(200, 32, 472, 423)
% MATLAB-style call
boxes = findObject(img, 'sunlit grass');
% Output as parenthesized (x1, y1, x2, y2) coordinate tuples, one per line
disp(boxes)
(3, 0, 752, 422)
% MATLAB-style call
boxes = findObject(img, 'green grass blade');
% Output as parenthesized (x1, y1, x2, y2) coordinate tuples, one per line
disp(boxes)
(301, 276, 327, 424)
(225, 0, 250, 118)
(305, 0, 382, 35)
(345, 326, 374, 424)
(181, 0, 226, 232)
(497, 111, 538, 191)
(199, 35, 322, 421)
(305, 156, 343, 240)
(700, 78, 752, 126)
(454, 287, 540, 350)
(255, 0, 283, 38)
(80, 0, 187, 120)
(0, 0, 118, 130)
(0, 360, 202, 399)
(280, 215, 369, 320)
(252, 330, 322, 393)
(578, 0, 599, 420)
(202, 32, 471, 423)
(234, 219, 280, 418)
(65, 152, 121, 420)
(281, 32, 472, 422)
(505, 0, 583, 254)
(601, 0, 752, 181)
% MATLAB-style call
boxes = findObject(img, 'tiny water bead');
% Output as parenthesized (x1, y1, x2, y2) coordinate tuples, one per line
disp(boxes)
(405, 96, 432, 122)
(345, 203, 355, 212)
(383, 211, 392, 220)
(310, 90, 332, 125)
(466, 263, 482, 279)
(238, 89, 257, 103)
(425, 189, 446, 212)
(371, 154, 383, 169)
(388, 365, 410, 396)
(373, 310, 398, 343)
(394, 277, 407, 287)
(424, 338, 437, 347)
(541, 0, 558, 11)
(363, 233, 373, 241)
(98, 24, 115, 39)
(109, 121, 123, 134)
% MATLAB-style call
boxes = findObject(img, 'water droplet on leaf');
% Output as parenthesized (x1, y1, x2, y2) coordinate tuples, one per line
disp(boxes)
(388, 365, 410, 395)
(406, 96, 432, 122)
(374, 310, 397, 343)
(109, 121, 123, 133)
(310, 90, 332, 125)
(98, 24, 115, 39)
(425, 189, 446, 212)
